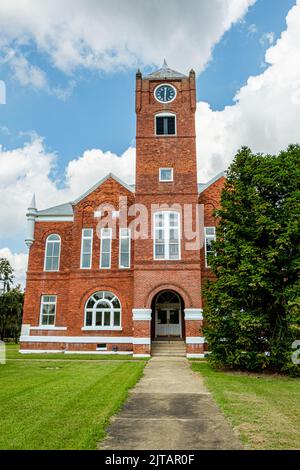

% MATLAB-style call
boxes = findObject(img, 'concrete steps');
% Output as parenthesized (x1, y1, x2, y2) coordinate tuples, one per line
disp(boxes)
(151, 340, 186, 357)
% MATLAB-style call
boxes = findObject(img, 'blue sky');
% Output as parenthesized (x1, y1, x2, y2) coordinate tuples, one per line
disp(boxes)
(0, 0, 299, 283)
(199, 0, 296, 108)
(0, 0, 295, 163)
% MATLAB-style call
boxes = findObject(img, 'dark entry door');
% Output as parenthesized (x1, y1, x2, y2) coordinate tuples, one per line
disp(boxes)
(156, 308, 181, 337)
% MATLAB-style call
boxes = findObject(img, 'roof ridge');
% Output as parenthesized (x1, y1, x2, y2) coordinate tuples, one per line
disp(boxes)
(198, 171, 225, 194)
(72, 172, 135, 205)
(145, 61, 187, 80)
(36, 201, 73, 217)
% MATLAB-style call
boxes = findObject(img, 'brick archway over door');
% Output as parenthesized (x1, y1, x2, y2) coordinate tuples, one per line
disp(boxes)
(145, 283, 192, 309)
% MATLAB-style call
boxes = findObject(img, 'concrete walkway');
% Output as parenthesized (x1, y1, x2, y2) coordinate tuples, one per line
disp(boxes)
(100, 357, 243, 450)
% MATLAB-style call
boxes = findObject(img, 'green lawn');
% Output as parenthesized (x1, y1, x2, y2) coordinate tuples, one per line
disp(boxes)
(0, 359, 145, 449)
(5, 343, 144, 361)
(192, 362, 300, 450)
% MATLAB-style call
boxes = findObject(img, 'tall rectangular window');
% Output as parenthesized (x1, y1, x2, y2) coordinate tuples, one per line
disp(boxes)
(154, 212, 180, 260)
(40, 295, 56, 326)
(204, 227, 216, 268)
(100, 228, 112, 269)
(156, 114, 176, 136)
(119, 228, 131, 269)
(80, 229, 93, 269)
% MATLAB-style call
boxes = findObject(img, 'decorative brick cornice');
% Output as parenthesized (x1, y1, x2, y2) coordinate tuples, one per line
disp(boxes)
(133, 338, 151, 345)
(184, 308, 203, 320)
(132, 309, 152, 321)
(185, 336, 205, 344)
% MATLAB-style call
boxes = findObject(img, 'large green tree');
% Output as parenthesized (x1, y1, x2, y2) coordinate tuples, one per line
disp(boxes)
(0, 258, 24, 341)
(0, 258, 14, 293)
(0, 286, 24, 342)
(203, 145, 300, 375)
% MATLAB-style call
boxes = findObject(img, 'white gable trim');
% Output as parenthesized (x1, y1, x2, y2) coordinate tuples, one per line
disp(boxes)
(73, 173, 135, 205)
(198, 171, 225, 194)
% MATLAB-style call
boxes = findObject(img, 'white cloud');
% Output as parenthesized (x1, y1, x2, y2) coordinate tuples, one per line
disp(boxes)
(0, 0, 255, 86)
(0, 46, 77, 98)
(0, 248, 28, 288)
(0, 126, 10, 135)
(0, 136, 135, 240)
(1, 2, 300, 238)
(65, 147, 135, 196)
(196, 1, 300, 181)
(260, 32, 275, 46)
(248, 23, 258, 34)
(1, 0, 300, 286)
(0, 137, 59, 238)
(1, 50, 48, 90)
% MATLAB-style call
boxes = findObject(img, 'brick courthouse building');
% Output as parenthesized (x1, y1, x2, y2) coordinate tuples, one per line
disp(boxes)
(21, 62, 225, 358)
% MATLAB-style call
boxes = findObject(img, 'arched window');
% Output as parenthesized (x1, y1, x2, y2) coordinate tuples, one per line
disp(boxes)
(44, 234, 61, 271)
(153, 211, 180, 260)
(155, 112, 176, 136)
(84, 291, 121, 328)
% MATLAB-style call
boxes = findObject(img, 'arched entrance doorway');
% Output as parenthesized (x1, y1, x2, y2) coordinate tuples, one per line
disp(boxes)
(151, 290, 185, 340)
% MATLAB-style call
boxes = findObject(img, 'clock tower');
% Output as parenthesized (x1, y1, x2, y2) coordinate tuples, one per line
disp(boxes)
(132, 61, 203, 353)
(135, 59, 198, 195)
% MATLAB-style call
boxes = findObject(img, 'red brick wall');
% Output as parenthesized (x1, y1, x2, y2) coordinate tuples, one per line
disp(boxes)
(22, 178, 135, 337)
(22, 70, 224, 353)
(199, 176, 225, 290)
(186, 344, 204, 355)
(185, 320, 203, 337)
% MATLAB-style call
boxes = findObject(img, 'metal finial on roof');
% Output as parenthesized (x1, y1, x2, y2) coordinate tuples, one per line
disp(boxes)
(145, 60, 187, 80)
(29, 193, 37, 210)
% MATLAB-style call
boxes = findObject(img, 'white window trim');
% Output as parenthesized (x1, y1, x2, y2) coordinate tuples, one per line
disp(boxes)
(82, 326, 122, 331)
(80, 228, 93, 269)
(204, 226, 216, 268)
(100, 228, 112, 269)
(153, 211, 181, 261)
(44, 234, 61, 272)
(155, 112, 177, 136)
(119, 228, 131, 269)
(85, 307, 122, 328)
(84, 291, 122, 329)
(159, 168, 173, 182)
(39, 295, 57, 327)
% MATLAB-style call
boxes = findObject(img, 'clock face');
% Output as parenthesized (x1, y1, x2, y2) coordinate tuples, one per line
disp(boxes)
(154, 84, 176, 103)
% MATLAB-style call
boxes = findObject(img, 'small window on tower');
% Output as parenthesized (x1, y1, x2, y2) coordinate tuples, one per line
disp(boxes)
(155, 113, 176, 136)
(159, 168, 173, 182)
